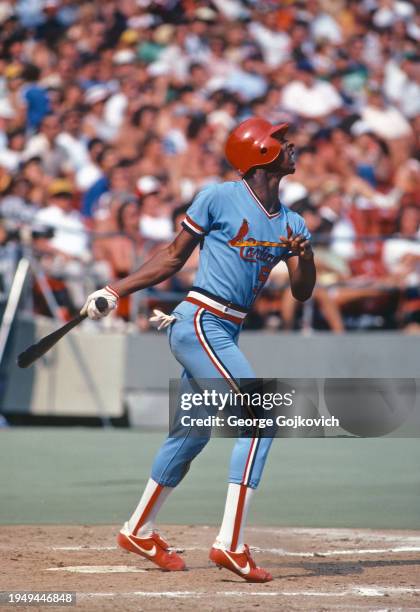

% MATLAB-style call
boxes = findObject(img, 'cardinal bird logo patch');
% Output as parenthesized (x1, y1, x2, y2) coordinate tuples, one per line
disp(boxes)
(229, 219, 291, 264)
(229, 219, 291, 248)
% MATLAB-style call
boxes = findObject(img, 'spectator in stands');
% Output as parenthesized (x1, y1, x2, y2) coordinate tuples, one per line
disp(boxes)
(281, 60, 343, 121)
(56, 109, 90, 174)
(136, 176, 172, 242)
(81, 146, 119, 219)
(33, 178, 90, 310)
(21, 63, 51, 130)
(23, 113, 65, 175)
(33, 178, 88, 260)
(0, 176, 37, 230)
(0, 0, 418, 332)
(116, 104, 159, 160)
(93, 196, 143, 282)
(384, 53, 420, 120)
(83, 85, 114, 142)
(383, 205, 420, 332)
(75, 138, 105, 192)
(360, 86, 413, 169)
(0, 127, 26, 172)
(277, 199, 346, 333)
(93, 195, 144, 321)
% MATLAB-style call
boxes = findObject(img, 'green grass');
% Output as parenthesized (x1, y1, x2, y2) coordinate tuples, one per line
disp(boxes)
(1, 429, 420, 528)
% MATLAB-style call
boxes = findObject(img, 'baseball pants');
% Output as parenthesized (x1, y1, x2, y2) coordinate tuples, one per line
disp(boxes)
(150, 300, 273, 489)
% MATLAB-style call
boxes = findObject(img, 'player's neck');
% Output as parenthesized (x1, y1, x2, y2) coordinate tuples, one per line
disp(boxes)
(243, 172, 283, 215)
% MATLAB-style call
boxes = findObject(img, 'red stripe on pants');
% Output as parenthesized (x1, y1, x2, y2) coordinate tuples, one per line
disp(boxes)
(241, 438, 256, 485)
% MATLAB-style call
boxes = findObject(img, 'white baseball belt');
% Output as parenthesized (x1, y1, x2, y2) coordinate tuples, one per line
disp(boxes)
(186, 290, 248, 322)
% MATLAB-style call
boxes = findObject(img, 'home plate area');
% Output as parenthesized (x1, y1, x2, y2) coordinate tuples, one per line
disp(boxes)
(2, 525, 420, 611)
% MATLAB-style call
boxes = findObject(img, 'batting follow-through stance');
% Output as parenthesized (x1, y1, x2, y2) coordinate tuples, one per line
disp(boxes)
(81, 118, 316, 582)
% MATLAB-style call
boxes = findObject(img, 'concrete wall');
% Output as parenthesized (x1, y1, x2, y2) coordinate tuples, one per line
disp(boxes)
(2, 318, 125, 417)
(125, 332, 420, 383)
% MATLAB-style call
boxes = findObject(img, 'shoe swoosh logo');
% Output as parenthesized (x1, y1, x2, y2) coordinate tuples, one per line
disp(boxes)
(128, 536, 157, 557)
(223, 551, 251, 575)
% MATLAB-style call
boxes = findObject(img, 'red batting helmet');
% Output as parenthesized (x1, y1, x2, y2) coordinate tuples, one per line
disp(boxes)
(225, 117, 289, 175)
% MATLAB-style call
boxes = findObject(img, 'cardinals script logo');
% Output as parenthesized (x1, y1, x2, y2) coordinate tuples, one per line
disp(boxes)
(229, 219, 291, 264)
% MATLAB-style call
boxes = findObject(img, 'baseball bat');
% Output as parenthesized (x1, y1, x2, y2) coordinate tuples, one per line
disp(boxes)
(16, 297, 109, 369)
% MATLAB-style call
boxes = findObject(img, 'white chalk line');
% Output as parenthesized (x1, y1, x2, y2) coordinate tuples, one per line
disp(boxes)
(50, 527, 420, 554)
(47, 565, 146, 574)
(51, 544, 420, 557)
(254, 545, 420, 557)
(248, 527, 420, 543)
(76, 586, 420, 599)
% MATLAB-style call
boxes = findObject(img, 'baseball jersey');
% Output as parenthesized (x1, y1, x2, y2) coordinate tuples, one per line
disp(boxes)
(181, 180, 311, 309)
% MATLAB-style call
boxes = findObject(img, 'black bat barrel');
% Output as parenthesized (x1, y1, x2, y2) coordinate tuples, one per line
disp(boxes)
(16, 296, 110, 368)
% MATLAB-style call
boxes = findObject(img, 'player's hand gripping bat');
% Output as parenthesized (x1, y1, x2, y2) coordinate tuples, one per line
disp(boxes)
(16, 297, 108, 368)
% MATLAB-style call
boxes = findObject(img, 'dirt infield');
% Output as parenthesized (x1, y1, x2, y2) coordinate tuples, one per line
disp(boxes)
(1, 525, 420, 611)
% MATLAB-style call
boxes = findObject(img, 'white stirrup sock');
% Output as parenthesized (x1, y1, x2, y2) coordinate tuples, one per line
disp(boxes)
(127, 478, 173, 537)
(214, 483, 255, 553)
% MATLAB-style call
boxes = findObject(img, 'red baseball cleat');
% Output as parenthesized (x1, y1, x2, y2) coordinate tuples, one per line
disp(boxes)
(117, 525, 186, 571)
(209, 544, 273, 583)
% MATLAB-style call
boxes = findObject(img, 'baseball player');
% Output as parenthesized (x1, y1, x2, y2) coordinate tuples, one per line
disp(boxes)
(81, 118, 316, 582)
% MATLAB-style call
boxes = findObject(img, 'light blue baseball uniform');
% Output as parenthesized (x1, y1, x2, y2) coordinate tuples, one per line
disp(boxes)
(150, 179, 311, 489)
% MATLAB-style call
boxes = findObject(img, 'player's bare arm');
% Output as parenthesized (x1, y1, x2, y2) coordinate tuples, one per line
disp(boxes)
(281, 229, 316, 302)
(80, 230, 199, 318)
(112, 230, 198, 296)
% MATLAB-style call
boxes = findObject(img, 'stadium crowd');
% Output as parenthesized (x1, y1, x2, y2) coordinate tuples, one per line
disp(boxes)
(0, 0, 419, 332)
